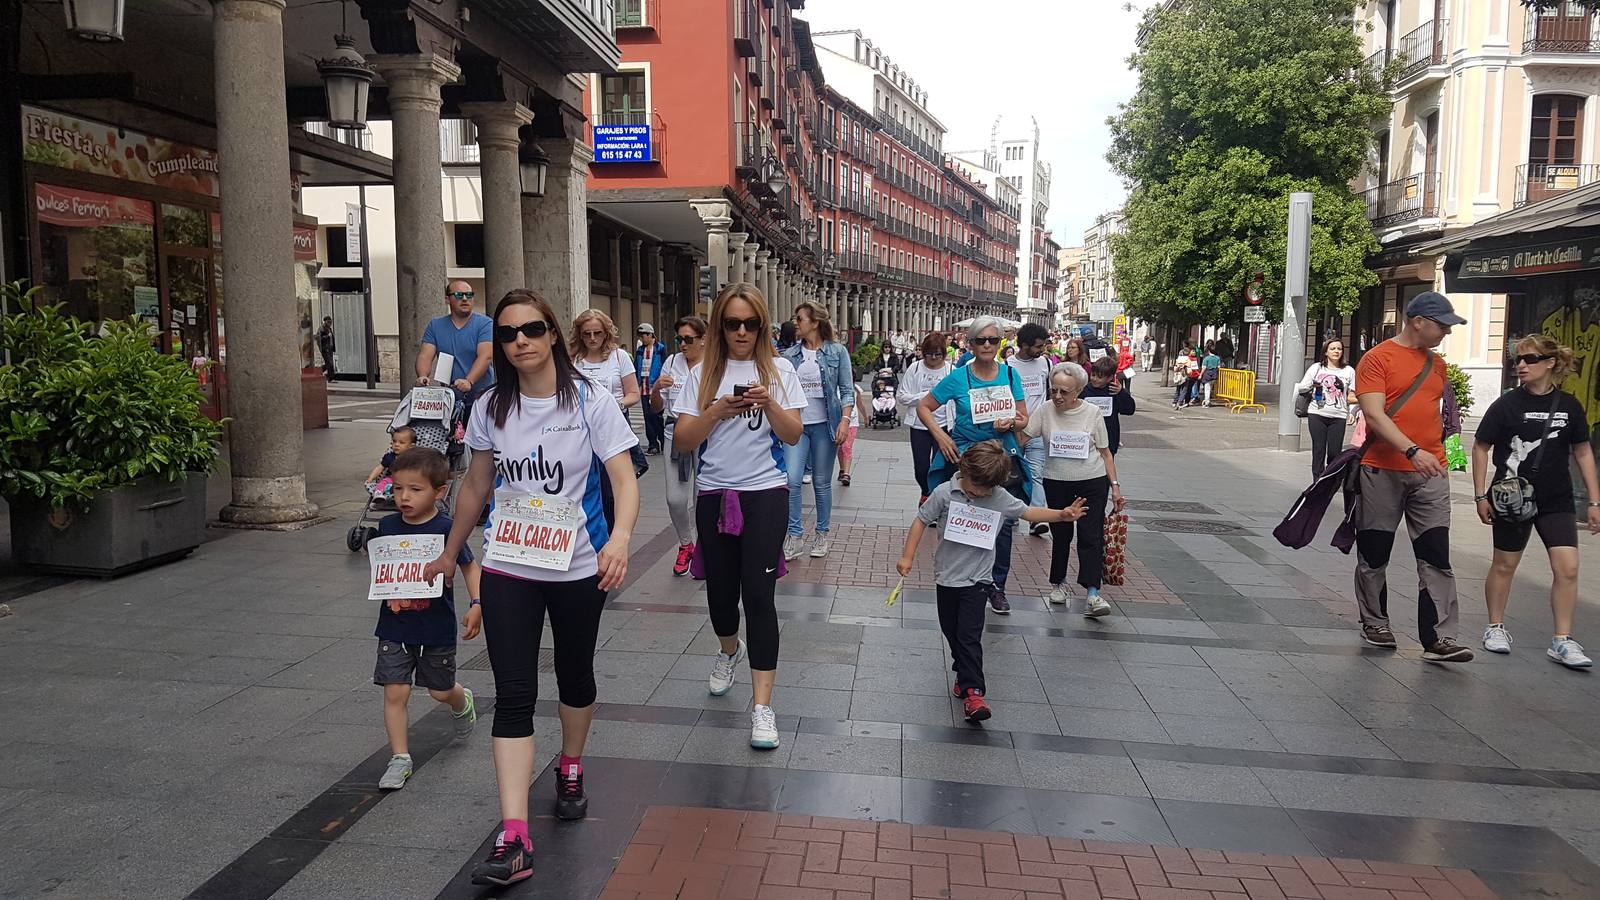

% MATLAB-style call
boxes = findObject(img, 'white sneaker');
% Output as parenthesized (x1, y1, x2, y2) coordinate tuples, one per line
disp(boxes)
(1482, 624, 1512, 654)
(1047, 584, 1072, 606)
(379, 753, 412, 790)
(783, 534, 807, 561)
(1549, 637, 1593, 669)
(750, 704, 780, 749)
(709, 639, 746, 696)
(1085, 596, 1112, 618)
(809, 537, 830, 558)
(803, 473, 812, 484)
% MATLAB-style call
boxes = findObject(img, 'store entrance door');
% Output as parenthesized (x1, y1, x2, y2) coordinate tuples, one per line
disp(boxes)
(162, 253, 220, 418)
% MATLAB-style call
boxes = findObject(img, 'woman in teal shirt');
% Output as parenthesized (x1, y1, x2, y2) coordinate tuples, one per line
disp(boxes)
(916, 317, 1031, 614)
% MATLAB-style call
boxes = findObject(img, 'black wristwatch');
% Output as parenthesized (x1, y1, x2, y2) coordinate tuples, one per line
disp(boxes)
(1404, 445, 1421, 460)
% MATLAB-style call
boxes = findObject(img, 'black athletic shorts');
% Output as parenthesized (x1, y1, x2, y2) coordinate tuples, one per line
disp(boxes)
(374, 641, 456, 691)
(1491, 509, 1579, 554)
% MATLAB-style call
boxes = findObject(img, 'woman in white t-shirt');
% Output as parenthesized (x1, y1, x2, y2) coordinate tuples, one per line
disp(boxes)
(648, 315, 707, 577)
(1294, 339, 1358, 478)
(673, 283, 804, 751)
(571, 309, 645, 525)
(425, 289, 638, 885)
(897, 331, 955, 504)
(1022, 362, 1125, 618)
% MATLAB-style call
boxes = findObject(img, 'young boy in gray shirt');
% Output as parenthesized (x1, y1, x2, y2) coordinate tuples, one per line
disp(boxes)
(898, 441, 1085, 722)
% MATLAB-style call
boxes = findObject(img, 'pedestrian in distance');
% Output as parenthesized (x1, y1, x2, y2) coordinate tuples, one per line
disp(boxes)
(1141, 336, 1156, 373)
(424, 289, 640, 887)
(571, 308, 647, 526)
(1351, 291, 1472, 662)
(372, 448, 481, 793)
(1023, 362, 1125, 617)
(1082, 356, 1136, 456)
(635, 322, 667, 455)
(417, 281, 495, 410)
(1199, 342, 1222, 406)
(897, 440, 1086, 722)
(318, 315, 336, 380)
(1171, 346, 1198, 409)
(780, 300, 855, 561)
(672, 283, 805, 750)
(1471, 334, 1600, 667)
(836, 383, 868, 486)
(898, 332, 957, 505)
(650, 315, 708, 577)
(1061, 337, 1090, 370)
(917, 316, 1032, 614)
(1295, 339, 1358, 478)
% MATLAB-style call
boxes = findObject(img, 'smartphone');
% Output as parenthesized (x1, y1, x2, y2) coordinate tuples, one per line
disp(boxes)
(733, 384, 750, 397)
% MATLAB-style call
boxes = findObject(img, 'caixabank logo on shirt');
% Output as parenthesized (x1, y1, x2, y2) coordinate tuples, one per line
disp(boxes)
(494, 446, 564, 495)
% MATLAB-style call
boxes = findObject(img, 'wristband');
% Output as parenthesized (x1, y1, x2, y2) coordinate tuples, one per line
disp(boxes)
(1475, 494, 1488, 502)
(469, 598, 481, 607)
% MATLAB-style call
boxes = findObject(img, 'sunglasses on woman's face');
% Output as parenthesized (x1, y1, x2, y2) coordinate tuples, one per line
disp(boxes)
(495, 320, 550, 343)
(723, 316, 763, 333)
(581, 330, 606, 340)
(1515, 353, 1554, 365)
(676, 333, 699, 344)
(1049, 387, 1076, 397)
(971, 335, 1001, 346)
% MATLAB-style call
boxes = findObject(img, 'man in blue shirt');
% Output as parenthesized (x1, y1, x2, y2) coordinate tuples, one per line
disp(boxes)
(416, 280, 494, 411)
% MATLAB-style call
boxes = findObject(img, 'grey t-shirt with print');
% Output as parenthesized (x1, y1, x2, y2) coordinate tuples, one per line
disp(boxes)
(918, 479, 1028, 588)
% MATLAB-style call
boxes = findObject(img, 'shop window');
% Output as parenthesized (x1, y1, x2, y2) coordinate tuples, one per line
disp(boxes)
(453, 223, 485, 269)
(325, 226, 355, 268)
(161, 203, 210, 248)
(34, 183, 157, 330)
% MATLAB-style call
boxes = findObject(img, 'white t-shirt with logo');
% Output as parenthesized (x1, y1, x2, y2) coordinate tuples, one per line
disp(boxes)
(1010, 354, 1052, 416)
(796, 347, 828, 425)
(673, 358, 806, 491)
(898, 360, 955, 431)
(660, 352, 691, 420)
(576, 347, 635, 404)
(468, 386, 638, 582)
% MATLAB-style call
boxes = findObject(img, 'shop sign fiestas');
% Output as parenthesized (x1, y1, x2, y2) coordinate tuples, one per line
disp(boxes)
(23, 105, 222, 197)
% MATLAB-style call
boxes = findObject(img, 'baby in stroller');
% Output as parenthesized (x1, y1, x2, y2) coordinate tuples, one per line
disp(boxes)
(364, 426, 417, 500)
(869, 368, 899, 428)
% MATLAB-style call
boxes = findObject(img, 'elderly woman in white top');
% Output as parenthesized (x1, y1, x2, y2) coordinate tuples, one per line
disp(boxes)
(1022, 362, 1125, 618)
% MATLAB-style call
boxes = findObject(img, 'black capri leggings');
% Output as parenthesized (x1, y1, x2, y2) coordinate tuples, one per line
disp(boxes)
(1306, 415, 1347, 479)
(479, 570, 606, 739)
(909, 428, 936, 498)
(696, 487, 787, 671)
(1044, 476, 1110, 589)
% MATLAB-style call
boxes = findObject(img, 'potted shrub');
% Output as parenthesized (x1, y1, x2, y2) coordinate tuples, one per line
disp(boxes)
(0, 282, 223, 576)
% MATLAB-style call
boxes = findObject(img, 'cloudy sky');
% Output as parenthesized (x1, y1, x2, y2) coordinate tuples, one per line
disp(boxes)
(801, 0, 1151, 248)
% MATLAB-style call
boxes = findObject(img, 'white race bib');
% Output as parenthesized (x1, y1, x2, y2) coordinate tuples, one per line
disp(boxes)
(945, 502, 1003, 549)
(367, 535, 446, 601)
(487, 490, 579, 572)
(1049, 431, 1092, 459)
(1089, 348, 1108, 362)
(968, 386, 1016, 425)
(1085, 396, 1114, 417)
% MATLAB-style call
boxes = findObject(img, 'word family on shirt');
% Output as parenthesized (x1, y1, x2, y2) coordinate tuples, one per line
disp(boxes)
(468, 388, 637, 581)
(673, 358, 806, 492)
(576, 347, 634, 403)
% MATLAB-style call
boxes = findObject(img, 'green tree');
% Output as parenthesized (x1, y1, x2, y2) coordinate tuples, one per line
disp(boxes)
(1107, 0, 1391, 326)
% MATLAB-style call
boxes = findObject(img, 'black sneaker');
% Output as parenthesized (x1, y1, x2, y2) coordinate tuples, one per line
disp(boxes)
(471, 834, 533, 886)
(987, 585, 1011, 615)
(1423, 638, 1474, 663)
(1361, 624, 1397, 648)
(554, 766, 588, 821)
(1030, 522, 1049, 537)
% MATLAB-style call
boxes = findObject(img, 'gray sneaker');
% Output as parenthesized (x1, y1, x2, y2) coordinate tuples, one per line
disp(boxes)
(783, 534, 807, 561)
(379, 753, 413, 790)
(453, 688, 477, 738)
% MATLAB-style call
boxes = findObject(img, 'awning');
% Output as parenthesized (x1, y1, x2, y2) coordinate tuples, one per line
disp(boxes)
(1417, 178, 1600, 256)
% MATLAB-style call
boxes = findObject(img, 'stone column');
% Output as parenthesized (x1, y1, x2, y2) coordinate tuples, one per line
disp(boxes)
(690, 199, 733, 293)
(754, 248, 771, 310)
(727, 233, 749, 283)
(372, 51, 460, 387)
(461, 101, 532, 303)
(743, 243, 760, 308)
(523, 139, 593, 326)
(213, 0, 316, 525)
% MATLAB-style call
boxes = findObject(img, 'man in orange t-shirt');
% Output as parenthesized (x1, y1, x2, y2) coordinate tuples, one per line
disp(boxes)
(1351, 291, 1471, 663)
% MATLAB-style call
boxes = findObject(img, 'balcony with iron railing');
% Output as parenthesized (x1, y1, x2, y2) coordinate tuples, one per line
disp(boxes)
(1524, 7, 1600, 55)
(1393, 19, 1448, 85)
(1516, 162, 1600, 206)
(734, 0, 758, 56)
(440, 118, 479, 165)
(1362, 172, 1439, 228)
(303, 121, 374, 152)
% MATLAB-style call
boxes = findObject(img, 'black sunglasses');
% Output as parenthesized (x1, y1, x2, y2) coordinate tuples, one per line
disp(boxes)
(723, 316, 763, 333)
(495, 320, 550, 343)
(675, 334, 700, 344)
(971, 335, 1001, 346)
(449, 291, 475, 301)
(1515, 353, 1554, 365)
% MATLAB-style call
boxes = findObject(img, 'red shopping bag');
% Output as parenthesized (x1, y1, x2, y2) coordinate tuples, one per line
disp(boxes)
(1102, 511, 1129, 586)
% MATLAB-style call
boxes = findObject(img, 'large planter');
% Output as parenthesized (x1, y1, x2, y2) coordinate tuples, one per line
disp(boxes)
(8, 473, 208, 577)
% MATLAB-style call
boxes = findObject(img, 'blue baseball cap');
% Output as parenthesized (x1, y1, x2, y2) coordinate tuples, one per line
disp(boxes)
(1404, 291, 1466, 326)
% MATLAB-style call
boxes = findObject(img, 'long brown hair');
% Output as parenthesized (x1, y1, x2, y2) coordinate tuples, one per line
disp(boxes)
(568, 308, 619, 360)
(696, 282, 783, 413)
(487, 290, 582, 426)
(793, 299, 835, 344)
(1514, 333, 1575, 382)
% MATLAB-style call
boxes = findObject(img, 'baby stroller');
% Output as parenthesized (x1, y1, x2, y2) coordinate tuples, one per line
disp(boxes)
(346, 383, 468, 551)
(868, 368, 899, 429)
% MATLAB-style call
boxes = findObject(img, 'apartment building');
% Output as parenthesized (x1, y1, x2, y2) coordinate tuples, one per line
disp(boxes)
(1081, 210, 1125, 313)
(1057, 245, 1088, 326)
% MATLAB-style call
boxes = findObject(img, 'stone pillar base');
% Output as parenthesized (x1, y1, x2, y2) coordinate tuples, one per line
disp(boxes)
(219, 475, 321, 527)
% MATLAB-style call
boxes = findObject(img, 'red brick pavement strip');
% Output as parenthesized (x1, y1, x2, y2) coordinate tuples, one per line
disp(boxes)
(784, 523, 1183, 604)
(598, 807, 1500, 900)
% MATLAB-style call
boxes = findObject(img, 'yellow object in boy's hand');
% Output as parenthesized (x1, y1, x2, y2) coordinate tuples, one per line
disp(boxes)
(896, 556, 913, 577)
(885, 577, 904, 608)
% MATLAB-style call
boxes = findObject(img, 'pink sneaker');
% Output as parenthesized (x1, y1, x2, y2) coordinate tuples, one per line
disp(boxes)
(672, 543, 694, 577)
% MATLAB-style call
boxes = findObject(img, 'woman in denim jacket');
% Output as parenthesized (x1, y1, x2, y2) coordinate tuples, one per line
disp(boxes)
(780, 301, 855, 560)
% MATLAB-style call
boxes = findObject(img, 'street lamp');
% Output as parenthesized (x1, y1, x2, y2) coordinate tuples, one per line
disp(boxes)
(317, 34, 376, 130)
(761, 155, 788, 195)
(63, 0, 124, 41)
(519, 141, 550, 198)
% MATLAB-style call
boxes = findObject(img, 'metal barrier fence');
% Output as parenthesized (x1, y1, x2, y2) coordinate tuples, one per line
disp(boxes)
(1214, 367, 1266, 414)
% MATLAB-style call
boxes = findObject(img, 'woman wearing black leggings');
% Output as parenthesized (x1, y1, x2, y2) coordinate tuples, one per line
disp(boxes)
(672, 283, 804, 750)
(1294, 339, 1357, 477)
(897, 332, 954, 504)
(427, 290, 639, 888)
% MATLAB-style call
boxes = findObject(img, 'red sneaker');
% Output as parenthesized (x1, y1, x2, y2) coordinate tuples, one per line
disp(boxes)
(952, 681, 963, 699)
(672, 543, 694, 577)
(962, 689, 992, 723)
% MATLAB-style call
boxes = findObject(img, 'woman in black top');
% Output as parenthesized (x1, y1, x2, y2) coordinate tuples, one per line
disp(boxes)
(1470, 334, 1600, 669)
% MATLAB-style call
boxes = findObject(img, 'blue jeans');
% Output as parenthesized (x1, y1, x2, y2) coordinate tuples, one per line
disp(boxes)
(786, 421, 838, 536)
(1022, 439, 1047, 509)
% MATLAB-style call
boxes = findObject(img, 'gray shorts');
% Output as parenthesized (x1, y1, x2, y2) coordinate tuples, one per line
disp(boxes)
(374, 641, 456, 691)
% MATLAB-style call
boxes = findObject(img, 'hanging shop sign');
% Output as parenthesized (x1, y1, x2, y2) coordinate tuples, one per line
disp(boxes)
(1459, 237, 1600, 279)
(591, 124, 653, 163)
(23, 105, 219, 196)
(34, 182, 154, 228)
